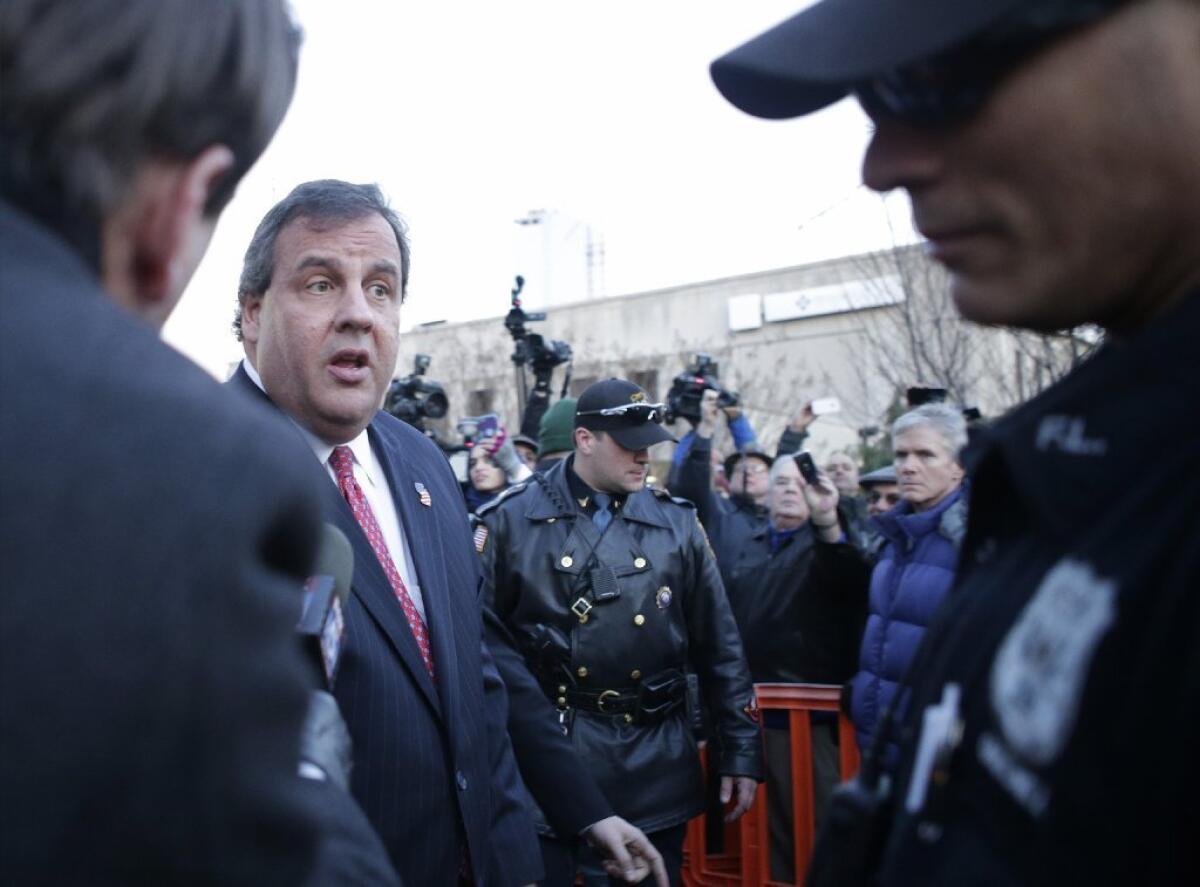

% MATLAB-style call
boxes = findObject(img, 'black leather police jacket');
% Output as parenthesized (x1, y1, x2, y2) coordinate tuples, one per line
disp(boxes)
(475, 458, 764, 833)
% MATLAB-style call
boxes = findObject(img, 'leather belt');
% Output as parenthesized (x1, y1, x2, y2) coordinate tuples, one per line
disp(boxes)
(561, 686, 685, 725)
(565, 687, 639, 715)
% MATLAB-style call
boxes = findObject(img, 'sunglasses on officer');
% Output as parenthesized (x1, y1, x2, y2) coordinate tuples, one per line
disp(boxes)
(576, 402, 667, 424)
(853, 0, 1128, 127)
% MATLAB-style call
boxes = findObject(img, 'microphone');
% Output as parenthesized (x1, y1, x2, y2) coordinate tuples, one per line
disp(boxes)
(297, 523, 353, 690)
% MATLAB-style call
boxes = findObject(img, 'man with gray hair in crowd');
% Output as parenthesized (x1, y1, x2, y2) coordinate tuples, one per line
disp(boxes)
(712, 0, 1200, 882)
(845, 403, 968, 768)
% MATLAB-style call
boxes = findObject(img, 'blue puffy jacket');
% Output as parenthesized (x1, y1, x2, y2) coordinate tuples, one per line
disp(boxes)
(848, 484, 968, 769)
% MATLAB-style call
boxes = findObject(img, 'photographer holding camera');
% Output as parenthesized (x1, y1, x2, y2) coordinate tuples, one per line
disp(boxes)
(505, 275, 573, 457)
(666, 356, 756, 488)
(669, 391, 766, 561)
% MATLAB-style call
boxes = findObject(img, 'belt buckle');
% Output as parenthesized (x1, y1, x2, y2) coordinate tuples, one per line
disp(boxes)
(570, 597, 593, 623)
(596, 690, 620, 713)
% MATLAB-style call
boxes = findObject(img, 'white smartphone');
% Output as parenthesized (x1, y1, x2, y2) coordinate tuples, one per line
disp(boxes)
(810, 397, 841, 416)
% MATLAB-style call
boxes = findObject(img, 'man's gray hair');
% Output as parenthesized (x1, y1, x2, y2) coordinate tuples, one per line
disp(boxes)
(892, 403, 968, 458)
(233, 180, 411, 341)
(0, 0, 300, 245)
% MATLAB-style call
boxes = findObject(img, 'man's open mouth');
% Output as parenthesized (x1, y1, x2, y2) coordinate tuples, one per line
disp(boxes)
(329, 350, 370, 382)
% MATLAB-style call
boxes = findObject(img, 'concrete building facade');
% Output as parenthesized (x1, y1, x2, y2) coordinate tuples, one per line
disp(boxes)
(396, 246, 1060, 475)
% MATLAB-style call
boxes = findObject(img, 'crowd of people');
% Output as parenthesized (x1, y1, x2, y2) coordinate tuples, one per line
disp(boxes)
(3, 0, 1197, 886)
(413, 313, 975, 883)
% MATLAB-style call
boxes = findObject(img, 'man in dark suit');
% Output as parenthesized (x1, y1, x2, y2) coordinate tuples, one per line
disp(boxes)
(229, 179, 544, 886)
(230, 179, 670, 887)
(0, 1, 332, 882)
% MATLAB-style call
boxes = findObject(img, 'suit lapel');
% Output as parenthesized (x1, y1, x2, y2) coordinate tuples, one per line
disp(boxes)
(368, 421, 458, 715)
(227, 366, 445, 717)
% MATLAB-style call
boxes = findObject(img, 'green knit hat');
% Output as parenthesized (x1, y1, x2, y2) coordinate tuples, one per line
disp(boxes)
(538, 398, 578, 456)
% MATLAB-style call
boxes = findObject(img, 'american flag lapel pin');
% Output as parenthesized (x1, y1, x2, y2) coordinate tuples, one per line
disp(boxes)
(414, 482, 432, 507)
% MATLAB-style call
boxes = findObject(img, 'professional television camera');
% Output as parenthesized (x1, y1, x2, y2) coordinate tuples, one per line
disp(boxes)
(505, 275, 572, 413)
(665, 353, 740, 425)
(384, 354, 449, 432)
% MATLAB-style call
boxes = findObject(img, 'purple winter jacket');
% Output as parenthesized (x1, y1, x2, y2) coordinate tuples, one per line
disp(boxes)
(848, 483, 968, 769)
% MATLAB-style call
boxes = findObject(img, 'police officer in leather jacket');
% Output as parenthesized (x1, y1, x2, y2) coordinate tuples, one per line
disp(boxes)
(474, 379, 764, 885)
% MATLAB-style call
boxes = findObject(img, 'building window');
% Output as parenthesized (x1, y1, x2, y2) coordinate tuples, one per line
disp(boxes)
(628, 369, 659, 400)
(468, 389, 494, 415)
(569, 376, 598, 397)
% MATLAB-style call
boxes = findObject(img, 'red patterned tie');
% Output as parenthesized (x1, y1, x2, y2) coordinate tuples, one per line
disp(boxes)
(329, 446, 435, 677)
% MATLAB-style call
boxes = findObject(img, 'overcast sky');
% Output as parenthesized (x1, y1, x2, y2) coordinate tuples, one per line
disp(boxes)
(164, 0, 916, 377)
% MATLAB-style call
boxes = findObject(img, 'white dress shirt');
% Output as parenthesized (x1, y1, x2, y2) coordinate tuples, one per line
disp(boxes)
(242, 359, 426, 620)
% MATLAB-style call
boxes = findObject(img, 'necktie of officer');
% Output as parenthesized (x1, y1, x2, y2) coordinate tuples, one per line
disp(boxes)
(593, 492, 613, 534)
(328, 445, 435, 677)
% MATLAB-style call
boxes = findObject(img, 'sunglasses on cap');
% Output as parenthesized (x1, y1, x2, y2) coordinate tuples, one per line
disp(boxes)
(576, 402, 667, 423)
(854, 0, 1127, 127)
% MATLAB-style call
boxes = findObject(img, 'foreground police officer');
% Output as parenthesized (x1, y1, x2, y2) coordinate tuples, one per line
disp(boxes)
(713, 1, 1200, 885)
(475, 379, 764, 885)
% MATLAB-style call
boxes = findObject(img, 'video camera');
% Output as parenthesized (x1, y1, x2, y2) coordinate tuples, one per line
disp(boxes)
(505, 275, 573, 377)
(384, 353, 449, 431)
(665, 353, 739, 425)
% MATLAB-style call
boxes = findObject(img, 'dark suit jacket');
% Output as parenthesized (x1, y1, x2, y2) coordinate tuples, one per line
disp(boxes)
(0, 201, 322, 883)
(229, 367, 541, 886)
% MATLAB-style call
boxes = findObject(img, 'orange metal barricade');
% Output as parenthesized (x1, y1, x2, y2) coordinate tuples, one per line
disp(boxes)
(682, 683, 860, 887)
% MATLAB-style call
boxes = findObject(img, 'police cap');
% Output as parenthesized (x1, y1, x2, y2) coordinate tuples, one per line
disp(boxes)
(575, 378, 676, 452)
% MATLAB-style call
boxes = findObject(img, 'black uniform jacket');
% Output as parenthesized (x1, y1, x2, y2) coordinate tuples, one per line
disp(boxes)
(876, 290, 1200, 887)
(475, 458, 764, 833)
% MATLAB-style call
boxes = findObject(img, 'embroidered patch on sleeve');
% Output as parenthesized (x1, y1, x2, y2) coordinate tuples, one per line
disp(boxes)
(473, 524, 489, 554)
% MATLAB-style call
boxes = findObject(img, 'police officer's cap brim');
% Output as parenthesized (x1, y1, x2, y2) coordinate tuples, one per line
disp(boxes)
(607, 422, 676, 452)
(710, 0, 1027, 120)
